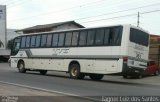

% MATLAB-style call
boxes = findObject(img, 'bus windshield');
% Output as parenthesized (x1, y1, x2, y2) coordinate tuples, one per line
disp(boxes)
(11, 37, 21, 55)
(130, 28, 149, 46)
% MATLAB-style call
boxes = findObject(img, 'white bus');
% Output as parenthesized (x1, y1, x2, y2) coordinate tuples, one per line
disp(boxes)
(10, 24, 149, 80)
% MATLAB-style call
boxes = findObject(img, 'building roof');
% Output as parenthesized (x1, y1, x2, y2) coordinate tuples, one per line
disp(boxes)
(16, 21, 85, 32)
(150, 34, 160, 38)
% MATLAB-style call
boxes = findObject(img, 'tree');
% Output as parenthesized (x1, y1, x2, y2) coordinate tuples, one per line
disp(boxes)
(0, 40, 4, 48)
(7, 39, 14, 49)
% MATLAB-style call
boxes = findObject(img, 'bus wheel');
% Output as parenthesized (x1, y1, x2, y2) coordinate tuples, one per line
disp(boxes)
(154, 70, 159, 76)
(69, 64, 85, 79)
(138, 74, 143, 79)
(123, 75, 128, 79)
(18, 61, 26, 73)
(89, 74, 104, 80)
(40, 70, 47, 75)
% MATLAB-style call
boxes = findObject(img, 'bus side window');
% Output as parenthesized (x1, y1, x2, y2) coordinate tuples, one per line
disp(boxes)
(35, 35, 41, 47)
(111, 27, 122, 46)
(104, 29, 110, 45)
(65, 32, 72, 46)
(26, 36, 31, 48)
(87, 30, 95, 46)
(46, 34, 52, 47)
(52, 34, 59, 47)
(30, 36, 36, 47)
(71, 32, 79, 46)
(41, 34, 47, 47)
(14, 38, 21, 50)
(21, 36, 26, 48)
(79, 31, 87, 46)
(95, 29, 104, 45)
(58, 33, 65, 47)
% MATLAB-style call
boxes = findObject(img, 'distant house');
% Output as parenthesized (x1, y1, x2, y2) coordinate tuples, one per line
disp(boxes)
(16, 21, 85, 34)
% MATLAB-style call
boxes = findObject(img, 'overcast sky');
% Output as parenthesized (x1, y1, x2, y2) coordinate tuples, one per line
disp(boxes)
(1, 0, 160, 34)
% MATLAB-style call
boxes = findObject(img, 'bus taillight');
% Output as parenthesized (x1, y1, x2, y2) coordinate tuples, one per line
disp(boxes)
(123, 57, 128, 63)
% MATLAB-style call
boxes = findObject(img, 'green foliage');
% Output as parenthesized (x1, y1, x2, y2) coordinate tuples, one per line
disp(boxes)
(0, 40, 4, 48)
(7, 39, 14, 49)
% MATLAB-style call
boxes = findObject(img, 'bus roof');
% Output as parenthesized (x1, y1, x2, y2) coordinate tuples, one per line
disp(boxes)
(19, 24, 123, 36)
(17, 24, 148, 36)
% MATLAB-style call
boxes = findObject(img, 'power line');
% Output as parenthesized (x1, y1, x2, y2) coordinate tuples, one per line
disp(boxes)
(1, 0, 23, 5)
(75, 2, 160, 21)
(0, 0, 12, 4)
(80, 14, 137, 23)
(65, 0, 126, 15)
(8, 0, 108, 21)
(7, 0, 75, 8)
(7, 0, 30, 8)
(8, 2, 160, 22)
(8, 0, 106, 9)
(137, 12, 140, 27)
(141, 9, 160, 14)
(8, 8, 160, 29)
(7, 0, 160, 28)
(69, 0, 140, 20)
(80, 9, 160, 24)
(62, 2, 160, 24)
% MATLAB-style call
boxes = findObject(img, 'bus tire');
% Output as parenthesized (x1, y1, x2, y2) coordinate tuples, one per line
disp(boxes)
(154, 70, 159, 76)
(138, 74, 143, 79)
(40, 70, 47, 75)
(123, 75, 128, 79)
(89, 74, 104, 80)
(18, 61, 26, 73)
(69, 64, 85, 79)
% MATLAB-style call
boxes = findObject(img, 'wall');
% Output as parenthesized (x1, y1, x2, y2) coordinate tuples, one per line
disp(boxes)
(149, 35, 160, 69)
(0, 5, 6, 49)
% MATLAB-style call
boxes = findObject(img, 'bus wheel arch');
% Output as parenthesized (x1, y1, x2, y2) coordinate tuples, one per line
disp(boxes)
(39, 70, 47, 75)
(68, 61, 85, 79)
(89, 74, 104, 80)
(17, 59, 26, 73)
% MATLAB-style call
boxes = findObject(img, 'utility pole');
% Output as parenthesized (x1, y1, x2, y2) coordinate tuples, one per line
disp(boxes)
(137, 12, 140, 27)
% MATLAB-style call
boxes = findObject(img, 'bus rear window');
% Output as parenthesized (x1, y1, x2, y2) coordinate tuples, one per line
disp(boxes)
(130, 28, 149, 46)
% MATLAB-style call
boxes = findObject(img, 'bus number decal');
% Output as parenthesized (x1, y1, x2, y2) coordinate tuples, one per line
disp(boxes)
(53, 48, 69, 55)
(135, 51, 142, 59)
